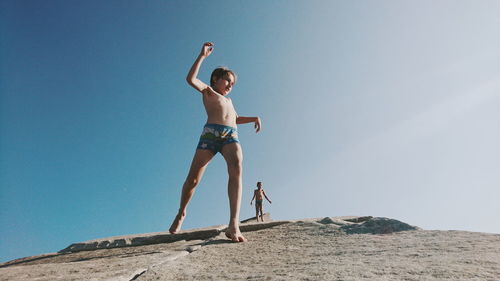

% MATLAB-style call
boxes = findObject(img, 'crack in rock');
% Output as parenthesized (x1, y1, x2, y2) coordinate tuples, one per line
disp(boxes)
(129, 269, 147, 281)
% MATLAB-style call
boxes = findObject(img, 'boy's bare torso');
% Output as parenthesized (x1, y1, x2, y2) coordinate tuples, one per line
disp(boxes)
(202, 88, 237, 127)
(254, 189, 265, 201)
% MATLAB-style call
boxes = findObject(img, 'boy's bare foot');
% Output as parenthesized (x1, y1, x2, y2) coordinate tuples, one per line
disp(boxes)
(225, 225, 247, 242)
(169, 211, 186, 234)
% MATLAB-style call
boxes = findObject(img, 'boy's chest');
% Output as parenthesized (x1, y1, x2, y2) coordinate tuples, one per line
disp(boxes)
(204, 94, 235, 111)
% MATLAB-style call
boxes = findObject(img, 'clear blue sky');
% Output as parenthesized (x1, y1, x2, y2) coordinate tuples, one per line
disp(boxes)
(1, 0, 499, 263)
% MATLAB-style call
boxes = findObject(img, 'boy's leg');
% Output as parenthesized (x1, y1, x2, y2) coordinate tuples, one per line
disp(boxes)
(255, 204, 260, 221)
(259, 205, 264, 222)
(169, 149, 214, 234)
(220, 142, 246, 242)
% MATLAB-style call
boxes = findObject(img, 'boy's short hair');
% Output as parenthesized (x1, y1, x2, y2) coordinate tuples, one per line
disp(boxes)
(210, 67, 237, 87)
(257, 181, 262, 186)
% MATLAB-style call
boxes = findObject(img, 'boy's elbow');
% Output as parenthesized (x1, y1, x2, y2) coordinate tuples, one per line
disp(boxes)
(186, 78, 201, 90)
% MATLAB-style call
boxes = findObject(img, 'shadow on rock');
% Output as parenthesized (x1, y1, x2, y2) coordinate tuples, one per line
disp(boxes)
(203, 239, 235, 246)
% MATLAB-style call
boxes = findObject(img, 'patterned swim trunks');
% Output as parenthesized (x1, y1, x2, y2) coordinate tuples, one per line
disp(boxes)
(197, 123, 239, 154)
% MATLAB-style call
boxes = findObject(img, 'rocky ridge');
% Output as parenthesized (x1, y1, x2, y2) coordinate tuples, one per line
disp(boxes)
(4, 215, 497, 281)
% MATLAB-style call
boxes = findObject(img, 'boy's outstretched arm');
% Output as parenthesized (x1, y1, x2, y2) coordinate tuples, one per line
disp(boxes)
(236, 116, 262, 133)
(250, 192, 256, 205)
(263, 191, 272, 204)
(186, 42, 213, 93)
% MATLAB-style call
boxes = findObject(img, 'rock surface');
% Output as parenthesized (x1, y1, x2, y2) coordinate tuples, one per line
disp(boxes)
(340, 217, 420, 234)
(1, 216, 499, 281)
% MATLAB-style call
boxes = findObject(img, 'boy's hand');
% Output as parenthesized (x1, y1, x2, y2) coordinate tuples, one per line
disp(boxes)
(254, 117, 261, 133)
(200, 42, 214, 58)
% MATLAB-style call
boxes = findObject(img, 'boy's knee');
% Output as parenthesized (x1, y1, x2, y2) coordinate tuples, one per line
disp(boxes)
(185, 176, 200, 187)
(227, 161, 242, 172)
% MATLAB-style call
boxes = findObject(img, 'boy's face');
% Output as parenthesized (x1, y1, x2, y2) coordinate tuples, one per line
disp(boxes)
(257, 183, 262, 189)
(213, 73, 235, 96)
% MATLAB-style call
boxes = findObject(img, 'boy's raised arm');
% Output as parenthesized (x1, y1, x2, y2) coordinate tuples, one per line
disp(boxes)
(186, 42, 213, 93)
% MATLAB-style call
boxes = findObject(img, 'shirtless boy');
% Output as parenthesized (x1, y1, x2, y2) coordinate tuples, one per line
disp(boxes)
(169, 42, 261, 242)
(250, 182, 272, 222)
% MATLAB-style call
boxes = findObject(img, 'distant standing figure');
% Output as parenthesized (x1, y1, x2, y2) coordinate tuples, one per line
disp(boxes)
(250, 182, 272, 222)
